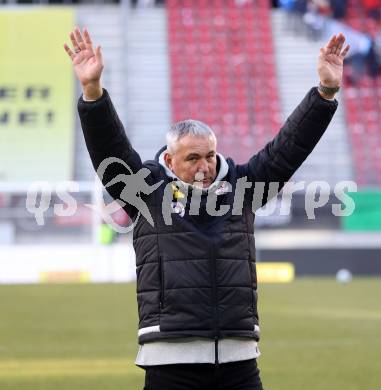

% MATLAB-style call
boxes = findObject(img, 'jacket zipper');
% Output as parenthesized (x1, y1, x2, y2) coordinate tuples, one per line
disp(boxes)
(158, 255, 164, 309)
(210, 236, 219, 365)
(214, 336, 219, 367)
(249, 260, 255, 311)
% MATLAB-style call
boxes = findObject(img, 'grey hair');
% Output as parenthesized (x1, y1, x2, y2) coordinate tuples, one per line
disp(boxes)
(166, 119, 217, 153)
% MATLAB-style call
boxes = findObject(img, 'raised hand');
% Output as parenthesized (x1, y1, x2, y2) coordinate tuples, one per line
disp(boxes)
(318, 33, 350, 91)
(64, 27, 103, 100)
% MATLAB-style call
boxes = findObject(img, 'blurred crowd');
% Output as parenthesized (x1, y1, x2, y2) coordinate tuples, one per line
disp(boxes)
(278, 0, 381, 20)
(278, 0, 381, 84)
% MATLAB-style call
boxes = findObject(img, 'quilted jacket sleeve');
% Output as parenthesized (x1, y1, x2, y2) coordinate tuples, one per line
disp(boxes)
(239, 87, 338, 185)
(78, 89, 144, 218)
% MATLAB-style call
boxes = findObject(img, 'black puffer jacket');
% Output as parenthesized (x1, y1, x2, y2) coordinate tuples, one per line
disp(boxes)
(78, 87, 337, 344)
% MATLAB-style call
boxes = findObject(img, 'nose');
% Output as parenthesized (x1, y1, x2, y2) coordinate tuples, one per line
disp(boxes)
(197, 159, 209, 173)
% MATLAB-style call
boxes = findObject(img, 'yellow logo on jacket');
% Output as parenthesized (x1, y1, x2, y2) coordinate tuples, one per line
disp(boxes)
(172, 184, 185, 200)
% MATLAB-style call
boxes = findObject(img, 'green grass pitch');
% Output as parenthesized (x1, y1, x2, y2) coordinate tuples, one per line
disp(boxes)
(0, 278, 380, 389)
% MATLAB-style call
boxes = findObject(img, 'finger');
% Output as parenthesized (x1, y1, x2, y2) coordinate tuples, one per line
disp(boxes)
(70, 31, 81, 53)
(74, 27, 86, 51)
(319, 47, 328, 59)
(95, 45, 103, 64)
(83, 27, 93, 49)
(326, 34, 337, 54)
(331, 35, 341, 55)
(340, 44, 350, 59)
(63, 43, 74, 60)
(334, 33, 345, 55)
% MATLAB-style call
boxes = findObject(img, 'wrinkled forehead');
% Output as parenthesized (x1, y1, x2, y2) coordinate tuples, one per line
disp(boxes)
(175, 134, 217, 155)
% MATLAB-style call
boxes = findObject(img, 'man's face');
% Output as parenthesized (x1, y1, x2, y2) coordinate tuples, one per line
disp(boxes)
(164, 134, 217, 188)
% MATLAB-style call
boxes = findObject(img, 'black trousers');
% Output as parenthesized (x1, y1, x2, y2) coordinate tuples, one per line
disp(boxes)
(143, 359, 264, 390)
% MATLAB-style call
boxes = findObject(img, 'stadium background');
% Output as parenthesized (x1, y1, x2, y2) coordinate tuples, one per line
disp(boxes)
(0, 0, 381, 389)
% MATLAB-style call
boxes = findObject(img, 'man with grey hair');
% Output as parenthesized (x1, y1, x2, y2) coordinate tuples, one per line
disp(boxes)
(65, 27, 349, 389)
(164, 120, 218, 188)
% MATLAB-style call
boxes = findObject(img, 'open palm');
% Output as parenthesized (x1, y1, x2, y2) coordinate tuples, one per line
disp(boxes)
(64, 28, 103, 87)
(318, 33, 350, 87)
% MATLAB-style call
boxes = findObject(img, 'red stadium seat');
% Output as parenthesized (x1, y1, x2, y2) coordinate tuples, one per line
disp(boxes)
(167, 0, 281, 162)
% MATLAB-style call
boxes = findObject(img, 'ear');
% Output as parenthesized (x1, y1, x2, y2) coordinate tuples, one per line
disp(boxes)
(164, 152, 173, 170)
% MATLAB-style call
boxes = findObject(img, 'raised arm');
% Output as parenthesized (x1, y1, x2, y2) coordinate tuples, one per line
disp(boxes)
(242, 33, 350, 185)
(64, 28, 144, 216)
